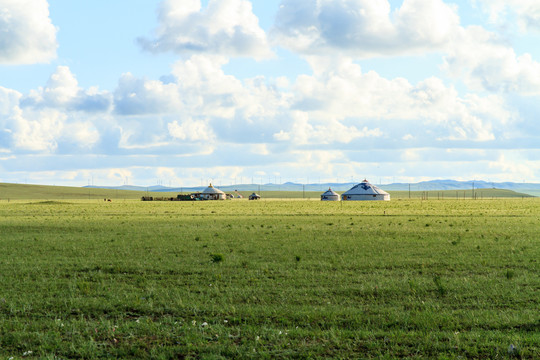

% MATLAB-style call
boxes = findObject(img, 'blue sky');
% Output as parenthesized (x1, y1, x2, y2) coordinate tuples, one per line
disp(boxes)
(1, 0, 540, 187)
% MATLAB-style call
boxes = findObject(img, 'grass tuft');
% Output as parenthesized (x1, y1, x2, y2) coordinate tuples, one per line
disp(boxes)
(432, 275, 447, 296)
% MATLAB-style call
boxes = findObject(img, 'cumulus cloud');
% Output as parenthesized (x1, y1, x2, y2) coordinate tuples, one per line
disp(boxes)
(283, 57, 511, 142)
(272, 0, 540, 96)
(12, 109, 64, 151)
(488, 154, 536, 180)
(272, 0, 459, 57)
(22, 66, 112, 112)
(9, 105, 102, 152)
(62, 121, 100, 148)
(476, 0, 540, 32)
(273, 111, 382, 145)
(0, 0, 57, 64)
(0, 68, 106, 153)
(442, 26, 540, 94)
(169, 55, 292, 142)
(114, 73, 182, 115)
(0, 86, 21, 118)
(138, 0, 272, 58)
(168, 118, 215, 142)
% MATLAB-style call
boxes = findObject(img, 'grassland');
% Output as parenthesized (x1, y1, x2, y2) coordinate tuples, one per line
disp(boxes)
(0, 189, 539, 358)
(0, 182, 534, 200)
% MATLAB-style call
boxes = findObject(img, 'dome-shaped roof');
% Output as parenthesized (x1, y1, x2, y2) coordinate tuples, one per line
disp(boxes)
(321, 188, 339, 197)
(342, 179, 389, 196)
(202, 184, 225, 194)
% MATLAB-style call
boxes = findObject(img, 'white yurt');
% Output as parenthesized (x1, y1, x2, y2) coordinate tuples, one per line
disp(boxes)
(201, 184, 226, 200)
(341, 179, 390, 201)
(321, 188, 340, 201)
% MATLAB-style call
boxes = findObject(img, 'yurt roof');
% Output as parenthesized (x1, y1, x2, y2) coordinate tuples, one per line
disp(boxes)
(322, 188, 339, 196)
(202, 184, 225, 194)
(342, 180, 389, 196)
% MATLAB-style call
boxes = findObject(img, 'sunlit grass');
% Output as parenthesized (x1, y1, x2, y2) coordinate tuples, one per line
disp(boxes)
(0, 199, 539, 358)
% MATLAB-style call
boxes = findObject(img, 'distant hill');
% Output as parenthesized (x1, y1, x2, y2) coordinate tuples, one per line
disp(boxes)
(0, 183, 166, 200)
(0, 181, 536, 200)
(84, 179, 540, 195)
(382, 179, 540, 191)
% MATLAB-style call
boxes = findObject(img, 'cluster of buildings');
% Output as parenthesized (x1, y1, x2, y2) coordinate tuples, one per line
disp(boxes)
(142, 180, 390, 202)
(194, 179, 390, 201)
(321, 179, 390, 201)
(191, 184, 261, 201)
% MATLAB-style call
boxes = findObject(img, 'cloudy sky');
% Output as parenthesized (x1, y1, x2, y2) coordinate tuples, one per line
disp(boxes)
(1, 0, 540, 187)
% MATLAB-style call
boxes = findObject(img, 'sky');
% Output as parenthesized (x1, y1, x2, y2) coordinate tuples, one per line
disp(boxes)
(1, 0, 540, 187)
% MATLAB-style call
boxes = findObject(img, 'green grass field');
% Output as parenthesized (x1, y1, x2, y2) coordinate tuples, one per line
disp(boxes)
(0, 182, 534, 200)
(0, 185, 539, 358)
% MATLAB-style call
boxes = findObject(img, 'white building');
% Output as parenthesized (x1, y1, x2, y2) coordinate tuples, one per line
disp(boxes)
(198, 184, 226, 200)
(321, 188, 340, 201)
(341, 179, 390, 201)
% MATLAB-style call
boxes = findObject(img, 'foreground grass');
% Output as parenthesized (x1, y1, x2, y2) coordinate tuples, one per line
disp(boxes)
(0, 199, 538, 358)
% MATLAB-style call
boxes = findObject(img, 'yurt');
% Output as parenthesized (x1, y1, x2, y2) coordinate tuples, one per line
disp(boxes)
(248, 193, 261, 200)
(321, 188, 340, 201)
(341, 179, 390, 201)
(200, 184, 226, 200)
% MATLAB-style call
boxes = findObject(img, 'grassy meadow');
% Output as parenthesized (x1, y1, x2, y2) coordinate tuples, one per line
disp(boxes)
(0, 185, 539, 358)
(1, 182, 535, 201)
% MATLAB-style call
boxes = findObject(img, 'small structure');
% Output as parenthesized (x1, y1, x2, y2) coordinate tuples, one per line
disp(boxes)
(342, 179, 390, 201)
(234, 190, 244, 198)
(193, 184, 226, 200)
(321, 188, 340, 201)
(248, 192, 261, 200)
(177, 194, 194, 201)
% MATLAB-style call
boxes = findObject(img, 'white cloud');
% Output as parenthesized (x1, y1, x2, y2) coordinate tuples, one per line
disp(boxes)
(9, 106, 100, 152)
(443, 26, 540, 94)
(272, 0, 540, 96)
(114, 73, 181, 115)
(274, 110, 382, 145)
(0, 0, 57, 64)
(62, 122, 100, 148)
(169, 55, 292, 142)
(251, 144, 269, 155)
(476, 0, 540, 32)
(22, 66, 112, 112)
(488, 154, 536, 181)
(1, 68, 107, 152)
(168, 118, 215, 142)
(0, 86, 21, 118)
(107, 168, 132, 183)
(402, 134, 414, 140)
(139, 0, 272, 58)
(12, 109, 64, 151)
(288, 57, 509, 142)
(272, 0, 459, 57)
(170, 55, 243, 119)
